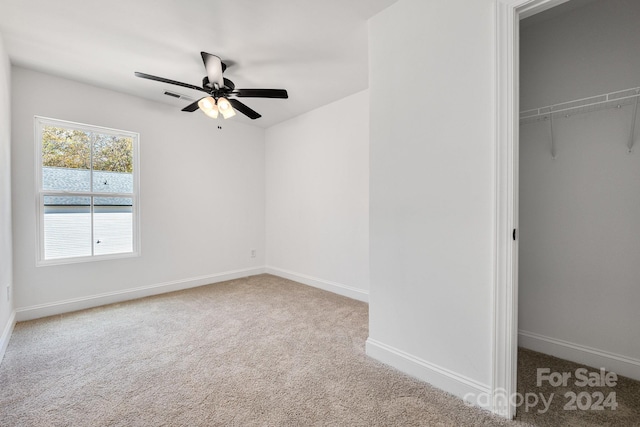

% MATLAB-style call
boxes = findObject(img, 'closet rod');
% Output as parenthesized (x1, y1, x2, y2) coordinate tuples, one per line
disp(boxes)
(520, 86, 640, 124)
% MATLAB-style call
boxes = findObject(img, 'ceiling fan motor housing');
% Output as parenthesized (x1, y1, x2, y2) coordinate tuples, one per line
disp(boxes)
(202, 76, 236, 93)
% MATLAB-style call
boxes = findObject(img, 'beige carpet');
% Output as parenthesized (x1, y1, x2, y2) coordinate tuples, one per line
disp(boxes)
(0, 275, 640, 427)
(3, 274, 639, 426)
(516, 348, 640, 426)
(1, 274, 519, 426)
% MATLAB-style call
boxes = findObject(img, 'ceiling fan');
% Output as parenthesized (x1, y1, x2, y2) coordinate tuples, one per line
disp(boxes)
(135, 52, 288, 120)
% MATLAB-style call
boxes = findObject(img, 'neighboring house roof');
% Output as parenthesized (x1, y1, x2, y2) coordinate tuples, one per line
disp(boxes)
(43, 167, 133, 206)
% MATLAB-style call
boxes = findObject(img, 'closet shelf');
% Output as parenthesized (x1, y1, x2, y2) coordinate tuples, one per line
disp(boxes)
(520, 86, 640, 125)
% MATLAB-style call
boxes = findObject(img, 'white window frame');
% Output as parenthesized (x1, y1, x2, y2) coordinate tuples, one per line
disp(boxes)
(35, 116, 141, 266)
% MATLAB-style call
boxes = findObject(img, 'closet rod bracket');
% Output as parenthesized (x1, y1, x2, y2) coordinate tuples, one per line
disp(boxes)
(549, 114, 557, 159)
(628, 90, 639, 153)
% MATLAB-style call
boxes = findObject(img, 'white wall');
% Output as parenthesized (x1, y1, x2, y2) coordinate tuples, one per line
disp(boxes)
(265, 90, 369, 301)
(0, 33, 15, 361)
(519, 0, 640, 378)
(367, 0, 496, 404)
(11, 67, 266, 319)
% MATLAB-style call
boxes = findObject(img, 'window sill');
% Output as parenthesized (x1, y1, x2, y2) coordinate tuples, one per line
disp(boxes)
(36, 251, 140, 267)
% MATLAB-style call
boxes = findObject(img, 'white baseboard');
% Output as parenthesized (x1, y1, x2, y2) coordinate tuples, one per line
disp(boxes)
(519, 330, 640, 382)
(15, 267, 266, 322)
(0, 310, 16, 364)
(265, 266, 368, 302)
(366, 338, 492, 410)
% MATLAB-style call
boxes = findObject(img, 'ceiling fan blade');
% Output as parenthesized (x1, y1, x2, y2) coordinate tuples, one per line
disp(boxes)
(233, 89, 288, 99)
(200, 52, 224, 88)
(229, 99, 262, 120)
(181, 99, 202, 112)
(135, 72, 207, 93)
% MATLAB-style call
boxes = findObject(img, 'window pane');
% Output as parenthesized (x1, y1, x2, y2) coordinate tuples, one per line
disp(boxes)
(43, 196, 91, 260)
(37, 118, 139, 265)
(92, 134, 134, 193)
(93, 197, 133, 256)
(41, 126, 91, 191)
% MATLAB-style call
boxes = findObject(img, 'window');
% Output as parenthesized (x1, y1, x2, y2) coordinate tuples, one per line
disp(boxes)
(35, 117, 140, 265)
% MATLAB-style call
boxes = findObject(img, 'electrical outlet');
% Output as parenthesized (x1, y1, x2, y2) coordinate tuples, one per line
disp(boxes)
(250, 249, 257, 258)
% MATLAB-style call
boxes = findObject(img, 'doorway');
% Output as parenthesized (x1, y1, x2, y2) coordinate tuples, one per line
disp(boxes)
(496, 0, 640, 420)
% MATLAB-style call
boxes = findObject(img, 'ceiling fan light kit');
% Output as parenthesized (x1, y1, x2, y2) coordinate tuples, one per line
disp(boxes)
(217, 97, 236, 119)
(198, 96, 220, 118)
(135, 52, 288, 121)
(198, 96, 216, 111)
(203, 106, 219, 119)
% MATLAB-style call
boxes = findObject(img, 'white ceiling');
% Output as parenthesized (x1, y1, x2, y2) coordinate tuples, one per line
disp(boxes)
(0, 0, 398, 128)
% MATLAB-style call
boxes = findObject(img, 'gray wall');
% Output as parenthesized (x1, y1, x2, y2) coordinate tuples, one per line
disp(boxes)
(521, 0, 640, 110)
(519, 0, 640, 371)
(0, 33, 14, 360)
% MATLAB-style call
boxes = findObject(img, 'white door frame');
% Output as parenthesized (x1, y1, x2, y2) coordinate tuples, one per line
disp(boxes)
(493, 0, 573, 418)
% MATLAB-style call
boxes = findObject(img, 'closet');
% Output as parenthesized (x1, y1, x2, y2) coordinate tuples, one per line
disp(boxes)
(518, 0, 640, 381)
